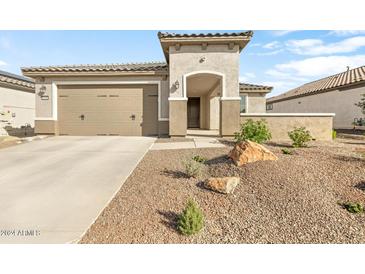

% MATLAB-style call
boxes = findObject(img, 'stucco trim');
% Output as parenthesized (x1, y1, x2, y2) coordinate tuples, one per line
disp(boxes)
(183, 71, 225, 99)
(240, 113, 336, 117)
(52, 82, 58, 121)
(220, 97, 241, 101)
(168, 97, 188, 101)
(50, 80, 168, 121)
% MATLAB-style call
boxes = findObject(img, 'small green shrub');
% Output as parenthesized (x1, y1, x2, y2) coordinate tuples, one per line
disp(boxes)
(183, 158, 203, 178)
(192, 155, 206, 163)
(234, 119, 272, 144)
(281, 148, 293, 155)
(343, 202, 364, 214)
(177, 199, 204, 235)
(332, 130, 337, 139)
(288, 127, 312, 148)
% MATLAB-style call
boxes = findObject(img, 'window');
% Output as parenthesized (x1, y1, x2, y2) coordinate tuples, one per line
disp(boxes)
(240, 94, 247, 113)
(266, 103, 273, 111)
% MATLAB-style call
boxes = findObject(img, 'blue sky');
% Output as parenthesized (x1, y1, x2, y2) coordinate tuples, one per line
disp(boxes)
(1, 30, 365, 97)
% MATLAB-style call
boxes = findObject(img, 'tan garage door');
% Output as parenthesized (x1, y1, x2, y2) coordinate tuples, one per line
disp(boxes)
(57, 84, 158, 136)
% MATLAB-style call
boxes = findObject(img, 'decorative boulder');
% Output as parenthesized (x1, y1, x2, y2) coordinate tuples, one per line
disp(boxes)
(228, 140, 278, 166)
(204, 177, 240, 194)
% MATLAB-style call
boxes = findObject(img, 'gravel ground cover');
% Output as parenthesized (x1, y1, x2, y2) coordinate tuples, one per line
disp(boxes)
(80, 139, 365, 244)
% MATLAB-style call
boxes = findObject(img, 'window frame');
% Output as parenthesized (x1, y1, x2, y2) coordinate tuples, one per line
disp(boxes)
(239, 94, 248, 114)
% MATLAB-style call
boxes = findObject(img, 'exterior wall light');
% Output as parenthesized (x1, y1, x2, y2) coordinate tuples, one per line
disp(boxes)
(174, 80, 180, 89)
(38, 85, 47, 97)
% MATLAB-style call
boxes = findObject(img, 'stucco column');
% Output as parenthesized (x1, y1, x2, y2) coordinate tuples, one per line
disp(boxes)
(220, 99, 240, 136)
(169, 99, 187, 136)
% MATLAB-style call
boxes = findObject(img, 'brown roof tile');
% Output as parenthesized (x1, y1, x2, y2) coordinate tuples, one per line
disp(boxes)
(267, 66, 365, 103)
(0, 70, 35, 90)
(158, 31, 253, 39)
(21, 61, 168, 73)
(240, 82, 273, 91)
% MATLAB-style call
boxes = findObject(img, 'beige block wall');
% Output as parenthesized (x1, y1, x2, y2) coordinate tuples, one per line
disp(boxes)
(169, 100, 187, 136)
(0, 85, 35, 132)
(267, 85, 365, 129)
(169, 44, 240, 99)
(240, 114, 334, 141)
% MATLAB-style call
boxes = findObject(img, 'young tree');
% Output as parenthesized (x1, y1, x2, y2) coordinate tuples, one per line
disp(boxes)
(355, 94, 365, 116)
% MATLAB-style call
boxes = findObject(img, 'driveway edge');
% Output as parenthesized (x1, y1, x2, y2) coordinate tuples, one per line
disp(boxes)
(72, 137, 156, 244)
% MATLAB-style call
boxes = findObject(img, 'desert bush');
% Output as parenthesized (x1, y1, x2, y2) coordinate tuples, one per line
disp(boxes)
(288, 127, 312, 147)
(332, 130, 337, 139)
(281, 148, 293, 155)
(192, 155, 206, 163)
(343, 202, 364, 214)
(183, 158, 203, 178)
(234, 119, 272, 144)
(177, 199, 204, 235)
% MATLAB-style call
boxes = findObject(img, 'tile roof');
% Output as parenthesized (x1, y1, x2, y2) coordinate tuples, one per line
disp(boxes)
(0, 70, 35, 90)
(267, 66, 365, 103)
(158, 31, 254, 39)
(240, 82, 273, 91)
(21, 61, 168, 73)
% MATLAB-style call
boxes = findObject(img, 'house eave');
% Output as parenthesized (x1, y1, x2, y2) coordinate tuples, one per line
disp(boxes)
(22, 70, 169, 78)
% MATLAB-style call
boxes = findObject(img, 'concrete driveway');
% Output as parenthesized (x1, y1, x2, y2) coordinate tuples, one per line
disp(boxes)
(0, 136, 155, 243)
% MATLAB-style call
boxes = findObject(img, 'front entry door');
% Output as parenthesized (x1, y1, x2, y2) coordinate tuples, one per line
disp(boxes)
(187, 97, 200, 128)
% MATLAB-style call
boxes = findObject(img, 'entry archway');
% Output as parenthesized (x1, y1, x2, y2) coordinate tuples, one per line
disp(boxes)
(183, 71, 224, 134)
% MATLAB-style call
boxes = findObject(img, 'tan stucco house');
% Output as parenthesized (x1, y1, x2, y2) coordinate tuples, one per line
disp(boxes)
(0, 70, 35, 136)
(21, 31, 334, 140)
(266, 66, 365, 129)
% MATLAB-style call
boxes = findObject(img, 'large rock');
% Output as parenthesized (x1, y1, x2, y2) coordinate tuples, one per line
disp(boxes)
(204, 177, 240, 194)
(228, 140, 278, 166)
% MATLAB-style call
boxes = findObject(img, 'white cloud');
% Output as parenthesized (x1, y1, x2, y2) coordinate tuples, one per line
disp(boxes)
(239, 72, 256, 83)
(271, 30, 298, 36)
(329, 30, 365, 36)
(261, 81, 300, 96)
(254, 49, 284, 56)
(0, 60, 7, 66)
(264, 54, 365, 95)
(263, 41, 281, 49)
(265, 69, 308, 82)
(286, 36, 365, 55)
(274, 55, 365, 77)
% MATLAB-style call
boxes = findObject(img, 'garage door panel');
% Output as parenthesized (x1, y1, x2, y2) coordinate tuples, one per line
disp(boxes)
(58, 85, 157, 136)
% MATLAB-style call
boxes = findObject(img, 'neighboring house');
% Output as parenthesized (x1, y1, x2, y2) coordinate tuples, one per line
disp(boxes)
(266, 66, 365, 129)
(0, 70, 35, 136)
(21, 31, 334, 140)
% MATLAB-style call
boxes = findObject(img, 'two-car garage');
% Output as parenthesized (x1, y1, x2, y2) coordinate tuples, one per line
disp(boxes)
(57, 84, 158, 136)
